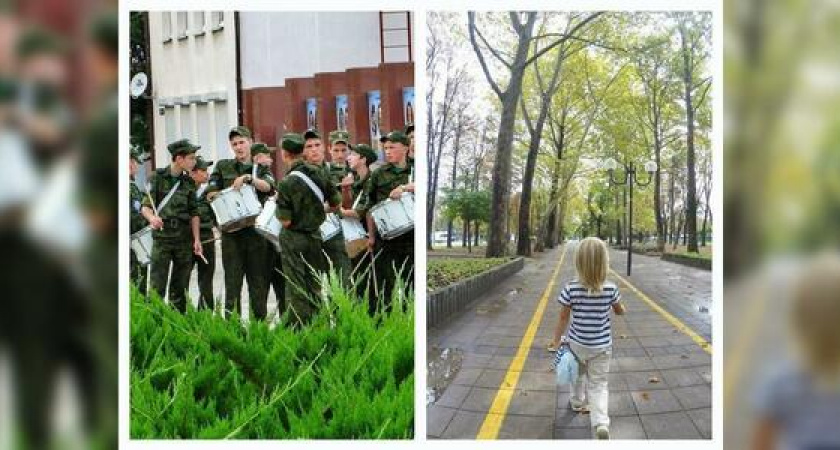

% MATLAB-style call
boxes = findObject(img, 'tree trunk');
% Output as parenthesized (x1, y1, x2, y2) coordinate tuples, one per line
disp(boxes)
(474, 222, 480, 247)
(679, 20, 699, 253)
(462, 221, 468, 248)
(446, 220, 454, 248)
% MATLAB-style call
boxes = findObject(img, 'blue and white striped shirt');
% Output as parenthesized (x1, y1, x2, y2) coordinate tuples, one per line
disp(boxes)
(558, 280, 621, 348)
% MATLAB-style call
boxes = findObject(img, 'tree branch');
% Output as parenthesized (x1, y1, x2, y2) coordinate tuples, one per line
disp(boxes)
(468, 12, 504, 99)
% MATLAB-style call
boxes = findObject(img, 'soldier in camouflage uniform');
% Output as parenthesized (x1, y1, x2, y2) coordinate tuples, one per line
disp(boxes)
(340, 143, 377, 297)
(251, 142, 285, 311)
(327, 130, 351, 183)
(130, 147, 148, 294)
(206, 126, 275, 320)
(276, 133, 340, 327)
(140, 139, 203, 313)
(190, 156, 216, 310)
(356, 130, 415, 312)
(303, 129, 352, 285)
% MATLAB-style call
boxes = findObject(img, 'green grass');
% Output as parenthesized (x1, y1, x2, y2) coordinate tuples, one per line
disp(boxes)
(130, 272, 414, 439)
(427, 257, 511, 291)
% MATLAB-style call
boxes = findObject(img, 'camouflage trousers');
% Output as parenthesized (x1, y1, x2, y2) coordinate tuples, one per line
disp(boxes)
(192, 232, 216, 311)
(269, 248, 285, 314)
(130, 250, 147, 295)
(279, 229, 327, 327)
(150, 237, 193, 313)
(323, 228, 351, 287)
(221, 227, 270, 320)
(372, 231, 414, 314)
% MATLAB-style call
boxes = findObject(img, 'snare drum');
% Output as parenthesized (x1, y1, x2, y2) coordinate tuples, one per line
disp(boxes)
(320, 213, 341, 241)
(130, 226, 154, 266)
(211, 184, 262, 232)
(341, 217, 368, 258)
(370, 192, 414, 240)
(255, 198, 282, 251)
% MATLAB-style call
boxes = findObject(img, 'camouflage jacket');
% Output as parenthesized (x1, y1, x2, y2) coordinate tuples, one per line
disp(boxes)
(141, 166, 198, 240)
(130, 180, 146, 234)
(208, 158, 276, 203)
(349, 170, 371, 210)
(276, 160, 340, 234)
(355, 162, 412, 217)
(326, 161, 350, 186)
(195, 184, 216, 234)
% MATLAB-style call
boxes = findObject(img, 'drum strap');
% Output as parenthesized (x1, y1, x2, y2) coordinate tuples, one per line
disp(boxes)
(157, 181, 181, 213)
(196, 183, 208, 200)
(287, 171, 325, 204)
(351, 191, 363, 209)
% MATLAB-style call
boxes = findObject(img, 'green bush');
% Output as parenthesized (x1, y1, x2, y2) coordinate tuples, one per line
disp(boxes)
(427, 258, 511, 291)
(130, 273, 414, 439)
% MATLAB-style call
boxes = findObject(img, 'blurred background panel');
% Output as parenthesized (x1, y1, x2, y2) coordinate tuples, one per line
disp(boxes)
(0, 0, 117, 449)
(725, 0, 840, 448)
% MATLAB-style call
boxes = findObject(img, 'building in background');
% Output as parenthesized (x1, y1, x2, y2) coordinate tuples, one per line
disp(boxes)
(143, 11, 414, 172)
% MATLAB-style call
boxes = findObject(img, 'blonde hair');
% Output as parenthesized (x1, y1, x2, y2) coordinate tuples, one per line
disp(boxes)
(575, 237, 609, 293)
(791, 253, 840, 380)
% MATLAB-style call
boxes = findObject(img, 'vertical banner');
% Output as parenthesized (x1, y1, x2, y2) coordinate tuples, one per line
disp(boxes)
(402, 87, 414, 126)
(367, 90, 382, 158)
(336, 95, 348, 132)
(306, 97, 318, 130)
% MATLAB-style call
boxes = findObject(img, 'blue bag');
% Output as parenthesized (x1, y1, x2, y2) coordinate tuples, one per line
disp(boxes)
(554, 344, 580, 385)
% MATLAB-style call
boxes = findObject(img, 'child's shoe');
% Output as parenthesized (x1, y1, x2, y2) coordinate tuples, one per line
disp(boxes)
(569, 399, 589, 413)
(595, 425, 610, 440)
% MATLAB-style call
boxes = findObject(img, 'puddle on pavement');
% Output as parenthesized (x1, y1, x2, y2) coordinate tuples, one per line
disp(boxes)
(426, 346, 464, 405)
(476, 288, 521, 316)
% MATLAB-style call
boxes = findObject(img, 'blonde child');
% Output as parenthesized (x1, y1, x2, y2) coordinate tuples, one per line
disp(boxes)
(550, 237, 626, 440)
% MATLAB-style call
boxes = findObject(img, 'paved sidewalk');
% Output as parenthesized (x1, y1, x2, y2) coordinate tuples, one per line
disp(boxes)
(427, 244, 712, 439)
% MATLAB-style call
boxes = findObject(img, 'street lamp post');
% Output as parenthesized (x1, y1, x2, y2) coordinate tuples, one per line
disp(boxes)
(604, 158, 657, 276)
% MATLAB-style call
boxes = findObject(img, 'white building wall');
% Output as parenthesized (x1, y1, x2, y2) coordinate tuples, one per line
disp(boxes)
(148, 11, 239, 167)
(239, 12, 386, 89)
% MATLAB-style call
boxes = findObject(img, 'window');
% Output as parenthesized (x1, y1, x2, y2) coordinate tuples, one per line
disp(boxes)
(193, 12, 205, 35)
(176, 12, 188, 39)
(211, 11, 224, 31)
(162, 13, 172, 42)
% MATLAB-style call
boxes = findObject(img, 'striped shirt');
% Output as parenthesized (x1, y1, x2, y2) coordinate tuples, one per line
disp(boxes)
(558, 280, 621, 348)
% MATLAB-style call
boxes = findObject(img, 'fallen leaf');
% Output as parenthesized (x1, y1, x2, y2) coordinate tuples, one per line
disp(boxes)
(649, 377, 661, 383)
(680, 354, 689, 359)
(641, 392, 650, 400)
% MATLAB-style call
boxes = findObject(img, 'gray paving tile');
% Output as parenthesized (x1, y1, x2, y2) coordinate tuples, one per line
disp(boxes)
(695, 365, 713, 384)
(499, 415, 554, 439)
(460, 386, 497, 413)
(659, 368, 707, 388)
(486, 354, 514, 370)
(672, 385, 712, 409)
(460, 353, 493, 369)
(427, 405, 456, 438)
(610, 415, 647, 439)
(553, 426, 592, 439)
(687, 407, 712, 439)
(451, 368, 484, 387)
(621, 371, 669, 390)
(441, 410, 485, 439)
(474, 369, 508, 389)
(507, 389, 555, 417)
(631, 390, 683, 415)
(609, 391, 638, 417)
(435, 384, 470, 409)
(517, 370, 557, 392)
(614, 356, 657, 372)
(554, 405, 592, 428)
(640, 411, 703, 439)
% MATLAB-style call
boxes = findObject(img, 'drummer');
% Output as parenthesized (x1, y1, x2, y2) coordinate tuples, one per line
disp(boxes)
(356, 130, 415, 312)
(276, 133, 340, 326)
(206, 126, 274, 321)
(190, 156, 216, 311)
(251, 142, 284, 313)
(302, 129, 352, 285)
(340, 143, 378, 296)
(130, 146, 148, 294)
(140, 138, 203, 314)
(327, 130, 350, 184)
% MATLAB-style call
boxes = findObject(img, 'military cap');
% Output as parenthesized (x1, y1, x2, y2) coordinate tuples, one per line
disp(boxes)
(380, 130, 410, 146)
(280, 133, 305, 154)
(228, 126, 252, 140)
(303, 129, 321, 141)
(91, 13, 118, 56)
(250, 142, 274, 156)
(329, 130, 350, 145)
(351, 143, 377, 166)
(194, 156, 214, 170)
(167, 138, 200, 156)
(17, 27, 67, 59)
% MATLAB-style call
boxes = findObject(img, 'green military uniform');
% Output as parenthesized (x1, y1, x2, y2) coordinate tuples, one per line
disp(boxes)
(207, 127, 275, 320)
(130, 148, 148, 294)
(142, 139, 200, 313)
(310, 130, 351, 285)
(251, 143, 285, 312)
(193, 156, 216, 310)
(357, 131, 415, 312)
(276, 133, 340, 326)
(346, 144, 377, 298)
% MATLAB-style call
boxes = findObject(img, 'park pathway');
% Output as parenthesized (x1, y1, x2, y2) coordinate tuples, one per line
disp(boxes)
(428, 243, 712, 439)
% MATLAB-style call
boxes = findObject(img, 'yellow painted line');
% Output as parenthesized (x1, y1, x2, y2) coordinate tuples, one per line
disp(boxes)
(476, 245, 568, 440)
(610, 270, 712, 355)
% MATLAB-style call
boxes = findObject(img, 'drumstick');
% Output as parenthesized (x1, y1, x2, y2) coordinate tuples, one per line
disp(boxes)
(199, 253, 209, 265)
